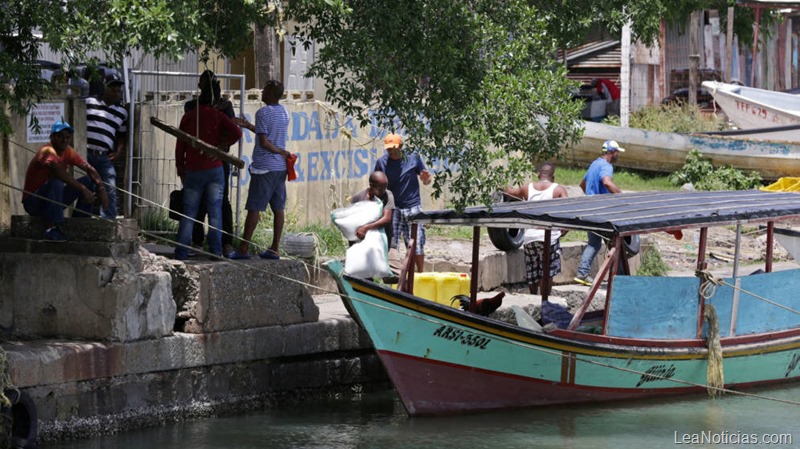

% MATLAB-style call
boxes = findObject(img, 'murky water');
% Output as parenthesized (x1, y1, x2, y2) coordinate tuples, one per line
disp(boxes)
(41, 384, 800, 449)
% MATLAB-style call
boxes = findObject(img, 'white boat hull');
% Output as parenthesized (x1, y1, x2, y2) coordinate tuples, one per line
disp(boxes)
(703, 81, 800, 131)
(565, 121, 800, 180)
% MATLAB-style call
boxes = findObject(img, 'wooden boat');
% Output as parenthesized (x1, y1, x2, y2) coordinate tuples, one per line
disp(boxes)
(702, 81, 800, 131)
(327, 190, 800, 415)
(565, 120, 800, 180)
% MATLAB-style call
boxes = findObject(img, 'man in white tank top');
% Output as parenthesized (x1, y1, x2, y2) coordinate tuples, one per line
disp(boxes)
(503, 162, 568, 295)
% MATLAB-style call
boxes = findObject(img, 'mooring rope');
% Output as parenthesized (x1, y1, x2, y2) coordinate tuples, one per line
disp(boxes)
(704, 303, 724, 397)
(696, 269, 800, 316)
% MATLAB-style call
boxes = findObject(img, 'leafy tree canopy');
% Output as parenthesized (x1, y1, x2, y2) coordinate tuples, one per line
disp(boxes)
(1, 0, 772, 209)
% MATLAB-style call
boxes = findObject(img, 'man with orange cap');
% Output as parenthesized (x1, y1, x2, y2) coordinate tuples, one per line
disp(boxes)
(374, 133, 432, 272)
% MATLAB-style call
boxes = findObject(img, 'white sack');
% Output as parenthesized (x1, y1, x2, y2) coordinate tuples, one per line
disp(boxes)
(330, 199, 383, 242)
(344, 229, 393, 278)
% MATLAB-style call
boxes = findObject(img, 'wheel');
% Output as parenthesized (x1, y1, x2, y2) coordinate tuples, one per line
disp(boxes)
(487, 191, 525, 252)
(1, 389, 38, 449)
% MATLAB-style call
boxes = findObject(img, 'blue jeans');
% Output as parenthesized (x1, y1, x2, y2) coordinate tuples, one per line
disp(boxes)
(175, 167, 224, 258)
(88, 153, 117, 218)
(23, 177, 95, 224)
(577, 231, 603, 278)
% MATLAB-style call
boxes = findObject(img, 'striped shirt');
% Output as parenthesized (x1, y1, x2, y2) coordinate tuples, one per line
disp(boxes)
(86, 96, 128, 153)
(250, 103, 289, 174)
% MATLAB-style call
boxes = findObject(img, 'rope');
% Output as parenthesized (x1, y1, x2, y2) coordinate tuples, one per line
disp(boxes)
(704, 303, 724, 397)
(696, 269, 800, 317)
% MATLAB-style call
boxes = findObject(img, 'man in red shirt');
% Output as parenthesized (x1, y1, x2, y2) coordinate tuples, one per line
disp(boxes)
(174, 87, 242, 260)
(591, 78, 621, 117)
(22, 121, 108, 241)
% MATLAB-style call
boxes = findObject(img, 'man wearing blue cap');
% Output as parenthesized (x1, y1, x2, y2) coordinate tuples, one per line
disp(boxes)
(22, 121, 108, 241)
(574, 139, 624, 286)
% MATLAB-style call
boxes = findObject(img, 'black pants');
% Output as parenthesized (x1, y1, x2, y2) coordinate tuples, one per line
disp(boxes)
(193, 162, 233, 247)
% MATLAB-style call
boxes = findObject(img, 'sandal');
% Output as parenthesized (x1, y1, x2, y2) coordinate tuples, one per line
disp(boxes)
(226, 251, 252, 260)
(259, 249, 280, 260)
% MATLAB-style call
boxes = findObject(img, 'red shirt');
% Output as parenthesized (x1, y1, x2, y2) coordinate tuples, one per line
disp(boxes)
(596, 79, 621, 100)
(23, 144, 88, 200)
(175, 104, 242, 175)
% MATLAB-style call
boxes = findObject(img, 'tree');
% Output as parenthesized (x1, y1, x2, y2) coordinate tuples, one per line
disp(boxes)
(286, 0, 693, 210)
(2, 0, 767, 210)
(0, 0, 277, 135)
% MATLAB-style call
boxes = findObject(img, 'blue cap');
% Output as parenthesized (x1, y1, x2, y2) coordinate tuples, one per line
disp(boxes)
(51, 121, 74, 134)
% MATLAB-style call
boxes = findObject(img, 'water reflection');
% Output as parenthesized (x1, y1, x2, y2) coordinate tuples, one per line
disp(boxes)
(42, 384, 800, 449)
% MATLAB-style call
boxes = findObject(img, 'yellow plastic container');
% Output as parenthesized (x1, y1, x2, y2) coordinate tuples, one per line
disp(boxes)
(412, 272, 471, 308)
(413, 273, 438, 302)
(761, 177, 800, 192)
(436, 272, 471, 307)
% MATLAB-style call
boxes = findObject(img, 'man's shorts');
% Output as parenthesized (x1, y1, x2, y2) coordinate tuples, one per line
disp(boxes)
(524, 240, 562, 285)
(393, 205, 425, 255)
(245, 171, 287, 212)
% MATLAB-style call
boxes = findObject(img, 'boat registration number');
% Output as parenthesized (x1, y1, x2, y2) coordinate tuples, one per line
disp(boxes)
(433, 325, 491, 349)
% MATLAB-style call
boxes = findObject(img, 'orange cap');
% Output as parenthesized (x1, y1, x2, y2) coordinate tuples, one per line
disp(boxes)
(384, 133, 403, 149)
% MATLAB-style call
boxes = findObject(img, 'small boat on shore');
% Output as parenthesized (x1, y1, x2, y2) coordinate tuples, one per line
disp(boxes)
(327, 190, 800, 415)
(702, 81, 800, 132)
(565, 120, 800, 180)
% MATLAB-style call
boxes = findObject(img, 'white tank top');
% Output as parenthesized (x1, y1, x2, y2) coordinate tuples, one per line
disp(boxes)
(523, 182, 561, 243)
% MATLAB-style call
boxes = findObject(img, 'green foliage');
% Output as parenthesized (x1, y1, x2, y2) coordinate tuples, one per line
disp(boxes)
(288, 0, 585, 211)
(0, 0, 279, 135)
(636, 244, 670, 276)
(669, 149, 762, 190)
(604, 104, 725, 133)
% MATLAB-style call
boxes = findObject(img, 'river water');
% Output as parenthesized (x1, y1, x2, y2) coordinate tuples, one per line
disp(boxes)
(41, 384, 800, 449)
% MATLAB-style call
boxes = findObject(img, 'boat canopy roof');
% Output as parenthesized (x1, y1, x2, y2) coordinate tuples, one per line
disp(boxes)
(411, 190, 800, 235)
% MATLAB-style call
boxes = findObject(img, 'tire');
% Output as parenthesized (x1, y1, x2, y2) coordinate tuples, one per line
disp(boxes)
(487, 192, 525, 252)
(623, 235, 641, 256)
(488, 227, 525, 252)
(2, 389, 38, 449)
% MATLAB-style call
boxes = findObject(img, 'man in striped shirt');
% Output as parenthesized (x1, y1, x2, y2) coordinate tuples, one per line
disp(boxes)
(227, 80, 291, 260)
(86, 72, 128, 219)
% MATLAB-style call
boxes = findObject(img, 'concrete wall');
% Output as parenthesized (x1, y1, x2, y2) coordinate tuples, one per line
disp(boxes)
(134, 93, 450, 229)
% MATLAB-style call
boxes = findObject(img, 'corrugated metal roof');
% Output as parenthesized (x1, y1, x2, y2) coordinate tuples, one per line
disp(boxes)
(559, 40, 621, 70)
(411, 190, 800, 234)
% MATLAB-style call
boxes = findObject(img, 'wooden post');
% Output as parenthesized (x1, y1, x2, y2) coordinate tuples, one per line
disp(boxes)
(751, 6, 762, 87)
(689, 10, 700, 107)
(620, 21, 632, 127)
(696, 227, 708, 338)
(541, 229, 552, 302)
(149, 117, 245, 169)
(726, 7, 734, 82)
(766, 221, 774, 273)
(469, 226, 481, 313)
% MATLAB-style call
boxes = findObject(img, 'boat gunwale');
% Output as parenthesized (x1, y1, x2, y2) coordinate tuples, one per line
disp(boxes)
(345, 274, 800, 361)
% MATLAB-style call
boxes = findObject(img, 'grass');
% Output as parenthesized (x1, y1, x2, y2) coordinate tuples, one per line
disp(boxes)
(636, 244, 670, 276)
(554, 166, 678, 192)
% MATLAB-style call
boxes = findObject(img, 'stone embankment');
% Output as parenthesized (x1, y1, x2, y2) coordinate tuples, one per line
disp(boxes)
(0, 216, 618, 444)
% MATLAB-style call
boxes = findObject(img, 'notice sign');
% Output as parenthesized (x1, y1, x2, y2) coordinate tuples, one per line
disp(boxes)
(27, 103, 66, 143)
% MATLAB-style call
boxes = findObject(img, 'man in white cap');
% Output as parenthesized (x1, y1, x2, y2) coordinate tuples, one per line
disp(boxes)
(574, 139, 624, 286)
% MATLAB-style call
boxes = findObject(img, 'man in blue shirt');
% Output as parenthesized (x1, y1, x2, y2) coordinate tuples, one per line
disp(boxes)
(574, 140, 624, 286)
(374, 133, 432, 272)
(227, 80, 291, 260)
